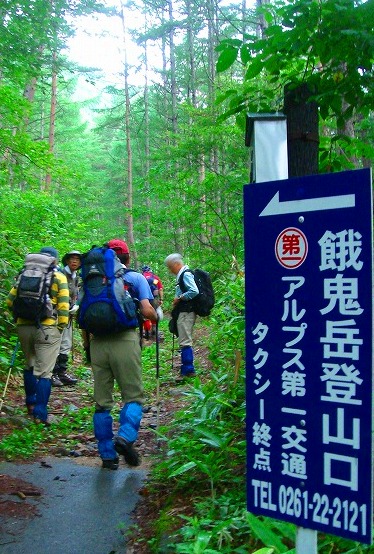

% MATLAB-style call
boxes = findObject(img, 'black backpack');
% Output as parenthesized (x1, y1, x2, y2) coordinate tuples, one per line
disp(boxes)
(179, 268, 215, 317)
(13, 253, 56, 324)
(78, 246, 138, 336)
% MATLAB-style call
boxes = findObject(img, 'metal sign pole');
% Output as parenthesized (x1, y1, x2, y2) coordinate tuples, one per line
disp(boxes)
(296, 527, 317, 554)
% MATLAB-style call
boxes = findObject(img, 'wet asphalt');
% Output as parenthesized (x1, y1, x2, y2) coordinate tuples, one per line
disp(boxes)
(0, 457, 146, 554)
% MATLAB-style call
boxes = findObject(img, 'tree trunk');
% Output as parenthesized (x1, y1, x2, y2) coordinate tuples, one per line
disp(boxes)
(206, 0, 218, 103)
(338, 99, 358, 167)
(143, 28, 151, 256)
(120, 1, 137, 265)
(185, 0, 196, 107)
(283, 83, 319, 177)
(256, 0, 270, 38)
(45, 50, 57, 191)
(167, 0, 178, 134)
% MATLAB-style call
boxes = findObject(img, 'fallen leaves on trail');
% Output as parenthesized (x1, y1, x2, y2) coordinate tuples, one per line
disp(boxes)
(0, 474, 43, 522)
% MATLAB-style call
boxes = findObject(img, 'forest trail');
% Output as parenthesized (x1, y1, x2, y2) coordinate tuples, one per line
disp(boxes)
(0, 328, 210, 552)
(0, 457, 146, 553)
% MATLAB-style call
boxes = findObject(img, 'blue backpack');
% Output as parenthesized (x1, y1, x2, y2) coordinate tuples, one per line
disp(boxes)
(78, 247, 138, 336)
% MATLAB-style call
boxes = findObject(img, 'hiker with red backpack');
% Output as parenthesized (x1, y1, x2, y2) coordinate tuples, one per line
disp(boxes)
(78, 239, 157, 470)
(141, 265, 164, 339)
(6, 247, 70, 425)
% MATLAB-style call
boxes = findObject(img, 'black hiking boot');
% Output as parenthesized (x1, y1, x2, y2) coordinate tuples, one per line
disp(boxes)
(51, 374, 64, 387)
(26, 404, 35, 416)
(58, 372, 78, 385)
(56, 354, 77, 384)
(33, 417, 51, 427)
(114, 436, 140, 467)
(102, 457, 119, 470)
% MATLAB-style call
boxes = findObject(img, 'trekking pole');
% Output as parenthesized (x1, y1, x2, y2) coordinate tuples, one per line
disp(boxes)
(171, 331, 175, 373)
(0, 340, 20, 413)
(155, 317, 160, 439)
(71, 317, 75, 363)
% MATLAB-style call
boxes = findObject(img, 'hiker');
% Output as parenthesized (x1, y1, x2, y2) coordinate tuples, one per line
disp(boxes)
(51, 250, 81, 387)
(141, 265, 164, 339)
(165, 253, 199, 377)
(80, 239, 157, 470)
(6, 247, 69, 425)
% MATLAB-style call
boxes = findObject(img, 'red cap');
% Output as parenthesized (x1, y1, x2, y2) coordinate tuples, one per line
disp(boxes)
(107, 239, 129, 254)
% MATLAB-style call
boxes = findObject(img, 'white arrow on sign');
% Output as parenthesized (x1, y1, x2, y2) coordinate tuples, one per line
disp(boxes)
(259, 191, 356, 217)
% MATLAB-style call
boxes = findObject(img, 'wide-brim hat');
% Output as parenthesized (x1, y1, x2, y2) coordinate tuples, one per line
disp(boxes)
(62, 250, 82, 266)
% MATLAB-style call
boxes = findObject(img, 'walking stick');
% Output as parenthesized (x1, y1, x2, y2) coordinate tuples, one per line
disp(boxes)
(155, 317, 160, 438)
(0, 340, 20, 413)
(171, 331, 175, 373)
(70, 317, 75, 363)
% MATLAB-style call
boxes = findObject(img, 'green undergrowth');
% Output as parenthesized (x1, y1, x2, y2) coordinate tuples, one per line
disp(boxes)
(0, 399, 95, 460)
(135, 275, 374, 554)
(0, 318, 171, 461)
(0, 423, 46, 459)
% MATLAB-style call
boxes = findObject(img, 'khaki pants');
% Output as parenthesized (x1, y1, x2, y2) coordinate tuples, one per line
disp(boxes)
(17, 325, 62, 379)
(177, 311, 196, 347)
(60, 321, 73, 355)
(91, 329, 144, 410)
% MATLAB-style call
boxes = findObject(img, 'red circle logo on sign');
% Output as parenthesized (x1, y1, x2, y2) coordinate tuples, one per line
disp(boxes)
(275, 227, 308, 269)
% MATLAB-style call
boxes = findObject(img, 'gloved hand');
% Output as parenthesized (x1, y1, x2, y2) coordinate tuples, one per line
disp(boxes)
(69, 304, 79, 315)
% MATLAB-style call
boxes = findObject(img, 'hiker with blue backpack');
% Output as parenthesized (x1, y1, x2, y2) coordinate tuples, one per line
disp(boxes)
(78, 239, 157, 470)
(6, 247, 70, 425)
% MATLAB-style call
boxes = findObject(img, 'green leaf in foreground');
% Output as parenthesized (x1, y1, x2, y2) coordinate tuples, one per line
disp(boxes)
(246, 513, 289, 553)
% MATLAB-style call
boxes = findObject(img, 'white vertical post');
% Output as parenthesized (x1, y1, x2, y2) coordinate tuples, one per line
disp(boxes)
(245, 113, 288, 183)
(296, 527, 318, 554)
(245, 112, 317, 554)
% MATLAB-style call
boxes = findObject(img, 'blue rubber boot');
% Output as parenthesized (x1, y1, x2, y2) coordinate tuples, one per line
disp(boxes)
(118, 402, 142, 443)
(181, 346, 195, 376)
(93, 410, 117, 461)
(33, 378, 51, 422)
(114, 402, 142, 466)
(23, 368, 37, 408)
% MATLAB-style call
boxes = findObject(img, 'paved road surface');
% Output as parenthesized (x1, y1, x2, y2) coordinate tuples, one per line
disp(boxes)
(0, 457, 146, 554)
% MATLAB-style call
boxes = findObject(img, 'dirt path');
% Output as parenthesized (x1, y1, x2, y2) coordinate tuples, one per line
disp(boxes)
(0, 458, 146, 553)
(0, 327, 211, 552)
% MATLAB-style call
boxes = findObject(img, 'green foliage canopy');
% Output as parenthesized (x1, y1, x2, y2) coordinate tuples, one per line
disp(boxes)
(216, 0, 374, 124)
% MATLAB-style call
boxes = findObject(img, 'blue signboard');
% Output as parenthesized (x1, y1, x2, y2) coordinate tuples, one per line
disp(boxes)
(244, 169, 373, 543)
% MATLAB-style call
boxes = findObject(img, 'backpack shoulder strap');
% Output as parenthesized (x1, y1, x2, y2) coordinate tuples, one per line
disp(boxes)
(123, 267, 136, 276)
(122, 268, 138, 296)
(104, 247, 116, 280)
(178, 268, 193, 292)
